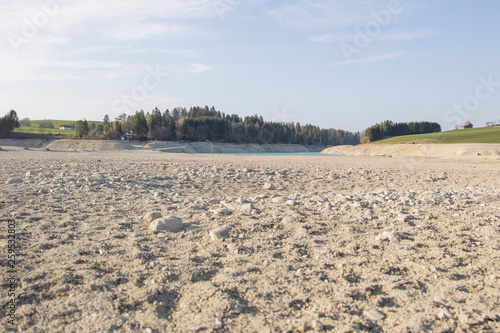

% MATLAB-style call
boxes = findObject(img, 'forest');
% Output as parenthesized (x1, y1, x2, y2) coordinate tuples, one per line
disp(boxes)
(362, 120, 441, 143)
(74, 106, 360, 146)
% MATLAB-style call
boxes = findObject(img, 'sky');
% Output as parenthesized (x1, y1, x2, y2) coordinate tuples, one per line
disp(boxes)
(1, 0, 500, 133)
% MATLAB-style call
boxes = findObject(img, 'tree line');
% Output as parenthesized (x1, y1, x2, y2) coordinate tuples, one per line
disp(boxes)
(0, 110, 20, 135)
(74, 106, 360, 146)
(362, 120, 441, 143)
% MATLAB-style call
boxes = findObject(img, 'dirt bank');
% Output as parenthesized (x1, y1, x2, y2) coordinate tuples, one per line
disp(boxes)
(322, 143, 500, 158)
(12, 139, 328, 153)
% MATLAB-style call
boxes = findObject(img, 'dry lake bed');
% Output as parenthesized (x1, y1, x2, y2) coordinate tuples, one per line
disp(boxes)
(1, 147, 499, 332)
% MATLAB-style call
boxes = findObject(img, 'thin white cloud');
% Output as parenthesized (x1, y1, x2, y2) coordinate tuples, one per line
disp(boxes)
(191, 63, 214, 73)
(311, 29, 440, 43)
(266, 0, 388, 30)
(267, 0, 423, 30)
(331, 51, 407, 67)
(122, 49, 202, 58)
(42, 60, 123, 69)
(310, 33, 354, 42)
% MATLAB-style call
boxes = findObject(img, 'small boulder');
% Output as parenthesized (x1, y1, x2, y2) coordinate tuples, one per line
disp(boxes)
(263, 183, 275, 190)
(149, 216, 183, 233)
(143, 212, 162, 223)
(211, 208, 231, 216)
(363, 307, 386, 321)
(6, 178, 23, 185)
(240, 203, 252, 213)
(209, 227, 230, 241)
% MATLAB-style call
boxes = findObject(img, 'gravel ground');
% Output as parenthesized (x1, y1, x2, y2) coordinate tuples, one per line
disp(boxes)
(1, 148, 499, 332)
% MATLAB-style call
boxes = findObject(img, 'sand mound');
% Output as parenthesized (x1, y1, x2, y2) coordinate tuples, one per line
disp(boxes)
(0, 139, 49, 148)
(322, 143, 500, 157)
(44, 139, 130, 151)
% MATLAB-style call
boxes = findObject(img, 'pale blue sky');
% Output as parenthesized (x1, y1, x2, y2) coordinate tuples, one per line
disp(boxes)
(1, 0, 499, 132)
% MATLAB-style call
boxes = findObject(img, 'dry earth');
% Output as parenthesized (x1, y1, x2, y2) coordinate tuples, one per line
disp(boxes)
(0, 146, 499, 332)
(321, 143, 500, 158)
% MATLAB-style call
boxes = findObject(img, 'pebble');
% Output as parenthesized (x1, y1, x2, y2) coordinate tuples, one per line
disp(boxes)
(143, 211, 162, 223)
(282, 216, 298, 224)
(149, 216, 183, 233)
(240, 203, 253, 212)
(211, 208, 231, 216)
(209, 227, 230, 241)
(263, 183, 275, 190)
(363, 307, 386, 321)
(376, 231, 400, 241)
(237, 197, 249, 204)
(300, 320, 324, 332)
(432, 296, 447, 308)
(438, 308, 453, 319)
(6, 178, 23, 184)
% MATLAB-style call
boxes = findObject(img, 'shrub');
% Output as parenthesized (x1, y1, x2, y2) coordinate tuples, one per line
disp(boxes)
(39, 120, 54, 129)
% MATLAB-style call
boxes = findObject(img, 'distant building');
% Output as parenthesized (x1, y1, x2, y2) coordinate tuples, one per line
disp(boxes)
(59, 125, 75, 130)
(461, 123, 473, 129)
(121, 134, 134, 141)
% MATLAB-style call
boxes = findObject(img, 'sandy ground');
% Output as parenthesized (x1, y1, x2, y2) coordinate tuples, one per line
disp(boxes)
(0, 139, 327, 154)
(0, 146, 499, 332)
(321, 143, 500, 158)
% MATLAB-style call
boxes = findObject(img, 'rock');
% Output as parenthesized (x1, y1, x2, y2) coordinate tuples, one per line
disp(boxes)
(210, 227, 230, 241)
(149, 216, 183, 233)
(438, 308, 453, 319)
(432, 296, 447, 308)
(376, 231, 400, 241)
(263, 183, 275, 190)
(300, 320, 324, 332)
(6, 178, 23, 185)
(396, 214, 409, 223)
(363, 307, 386, 321)
(240, 203, 252, 213)
(211, 208, 231, 216)
(282, 216, 298, 224)
(286, 200, 297, 206)
(143, 212, 162, 223)
(237, 197, 249, 204)
(272, 197, 283, 203)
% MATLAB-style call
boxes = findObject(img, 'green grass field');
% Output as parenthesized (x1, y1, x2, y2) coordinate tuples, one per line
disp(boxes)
(14, 119, 100, 138)
(376, 126, 500, 144)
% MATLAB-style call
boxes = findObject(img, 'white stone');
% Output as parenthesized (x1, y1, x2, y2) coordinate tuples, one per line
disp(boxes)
(240, 203, 252, 212)
(282, 216, 298, 224)
(210, 227, 230, 241)
(149, 216, 183, 233)
(263, 183, 275, 190)
(211, 208, 231, 215)
(6, 178, 23, 185)
(363, 307, 386, 321)
(143, 212, 162, 223)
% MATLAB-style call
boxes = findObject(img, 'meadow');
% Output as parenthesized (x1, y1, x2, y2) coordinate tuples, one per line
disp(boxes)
(376, 126, 500, 144)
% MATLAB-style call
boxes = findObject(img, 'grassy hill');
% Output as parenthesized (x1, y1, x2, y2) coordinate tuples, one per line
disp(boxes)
(14, 119, 100, 138)
(376, 126, 500, 144)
